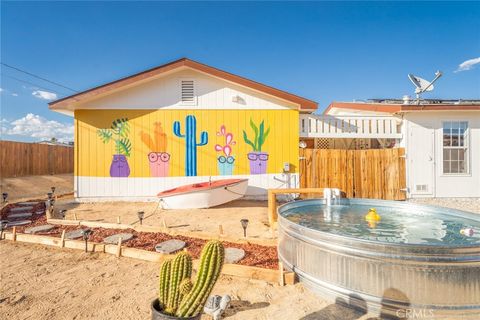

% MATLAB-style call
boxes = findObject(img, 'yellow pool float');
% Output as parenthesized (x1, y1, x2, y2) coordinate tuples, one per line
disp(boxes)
(365, 208, 381, 222)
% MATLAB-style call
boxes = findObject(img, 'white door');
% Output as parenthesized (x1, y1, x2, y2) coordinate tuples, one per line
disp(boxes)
(408, 124, 435, 197)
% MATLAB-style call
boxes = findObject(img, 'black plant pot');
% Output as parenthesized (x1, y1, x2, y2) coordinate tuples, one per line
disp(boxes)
(151, 299, 201, 320)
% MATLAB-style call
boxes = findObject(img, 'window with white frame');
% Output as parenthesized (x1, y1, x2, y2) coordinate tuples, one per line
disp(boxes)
(443, 121, 469, 174)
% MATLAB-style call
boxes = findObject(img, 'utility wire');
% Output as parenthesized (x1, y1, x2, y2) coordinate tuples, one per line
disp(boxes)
(1, 62, 79, 93)
(1, 73, 68, 96)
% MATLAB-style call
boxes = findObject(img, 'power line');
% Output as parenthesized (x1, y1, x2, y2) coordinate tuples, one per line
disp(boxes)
(1, 62, 78, 93)
(1, 73, 68, 96)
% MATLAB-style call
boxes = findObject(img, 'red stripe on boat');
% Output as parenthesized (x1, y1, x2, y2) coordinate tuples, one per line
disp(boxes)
(158, 179, 247, 197)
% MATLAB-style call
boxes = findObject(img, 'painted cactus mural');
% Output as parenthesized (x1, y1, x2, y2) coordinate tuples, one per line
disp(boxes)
(215, 125, 236, 175)
(173, 115, 208, 176)
(243, 119, 270, 175)
(97, 118, 132, 177)
(140, 122, 170, 177)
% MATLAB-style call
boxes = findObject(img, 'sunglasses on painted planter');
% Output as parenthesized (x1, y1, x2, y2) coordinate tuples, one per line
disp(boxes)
(218, 156, 235, 164)
(148, 152, 171, 163)
(112, 156, 128, 162)
(247, 154, 269, 161)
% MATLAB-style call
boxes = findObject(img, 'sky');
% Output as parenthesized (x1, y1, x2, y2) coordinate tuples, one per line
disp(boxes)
(1, 1, 479, 142)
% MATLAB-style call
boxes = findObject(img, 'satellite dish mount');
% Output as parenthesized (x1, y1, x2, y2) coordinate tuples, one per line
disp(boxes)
(408, 71, 443, 104)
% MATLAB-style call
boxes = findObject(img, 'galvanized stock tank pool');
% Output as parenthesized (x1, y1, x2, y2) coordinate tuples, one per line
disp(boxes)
(277, 198, 480, 318)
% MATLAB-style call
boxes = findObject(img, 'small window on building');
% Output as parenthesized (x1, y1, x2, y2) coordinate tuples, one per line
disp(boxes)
(180, 79, 196, 105)
(443, 121, 469, 174)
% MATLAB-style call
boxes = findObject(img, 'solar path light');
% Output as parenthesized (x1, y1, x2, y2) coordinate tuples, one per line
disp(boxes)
(240, 219, 249, 238)
(137, 211, 145, 225)
(82, 229, 93, 252)
(51, 186, 56, 194)
(2, 192, 7, 203)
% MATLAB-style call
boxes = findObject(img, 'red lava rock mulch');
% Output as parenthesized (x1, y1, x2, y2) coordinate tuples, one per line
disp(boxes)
(2, 201, 278, 269)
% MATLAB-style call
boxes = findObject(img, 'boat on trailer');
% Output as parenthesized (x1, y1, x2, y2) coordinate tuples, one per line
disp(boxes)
(157, 178, 249, 209)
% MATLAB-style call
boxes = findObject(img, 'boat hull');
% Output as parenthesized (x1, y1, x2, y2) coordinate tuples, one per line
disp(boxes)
(158, 179, 248, 209)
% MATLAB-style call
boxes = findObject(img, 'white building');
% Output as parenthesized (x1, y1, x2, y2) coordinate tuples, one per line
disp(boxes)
(299, 100, 480, 198)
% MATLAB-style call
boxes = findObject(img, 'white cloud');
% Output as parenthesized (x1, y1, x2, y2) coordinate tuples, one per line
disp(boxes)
(455, 57, 480, 73)
(0, 88, 4, 92)
(11, 93, 18, 97)
(1, 113, 73, 142)
(32, 90, 58, 100)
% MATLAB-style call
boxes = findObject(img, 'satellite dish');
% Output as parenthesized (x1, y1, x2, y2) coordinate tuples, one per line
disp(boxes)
(407, 71, 443, 103)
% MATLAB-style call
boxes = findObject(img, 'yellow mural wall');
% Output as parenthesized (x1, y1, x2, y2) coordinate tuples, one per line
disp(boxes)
(75, 109, 299, 177)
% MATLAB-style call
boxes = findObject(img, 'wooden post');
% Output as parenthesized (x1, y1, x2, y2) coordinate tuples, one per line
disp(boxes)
(73, 213, 78, 221)
(161, 218, 168, 230)
(278, 261, 285, 286)
(268, 190, 276, 227)
(12, 226, 17, 241)
(117, 216, 121, 224)
(218, 224, 224, 236)
(116, 238, 122, 257)
(60, 230, 66, 248)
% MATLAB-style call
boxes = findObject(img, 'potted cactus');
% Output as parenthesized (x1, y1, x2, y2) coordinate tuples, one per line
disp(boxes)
(141, 122, 170, 177)
(97, 118, 132, 177)
(151, 240, 225, 320)
(243, 119, 270, 175)
(214, 125, 236, 175)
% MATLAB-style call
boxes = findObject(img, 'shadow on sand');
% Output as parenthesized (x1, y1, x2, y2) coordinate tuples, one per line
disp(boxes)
(301, 288, 411, 320)
(223, 300, 270, 317)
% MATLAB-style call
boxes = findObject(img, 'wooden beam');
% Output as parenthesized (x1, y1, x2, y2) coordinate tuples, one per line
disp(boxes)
(267, 188, 328, 226)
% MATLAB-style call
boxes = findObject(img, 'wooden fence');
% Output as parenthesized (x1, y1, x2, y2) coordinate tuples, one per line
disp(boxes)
(0, 141, 74, 178)
(299, 148, 406, 200)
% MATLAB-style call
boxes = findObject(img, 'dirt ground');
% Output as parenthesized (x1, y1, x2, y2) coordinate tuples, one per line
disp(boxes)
(55, 199, 274, 241)
(0, 173, 73, 202)
(0, 242, 376, 320)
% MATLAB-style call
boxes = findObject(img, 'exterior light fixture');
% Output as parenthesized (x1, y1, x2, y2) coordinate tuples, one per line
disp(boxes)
(51, 186, 56, 194)
(299, 141, 307, 149)
(2, 193, 7, 203)
(240, 219, 249, 238)
(137, 211, 145, 225)
(59, 209, 67, 219)
(82, 229, 93, 252)
(0, 220, 8, 240)
(47, 192, 53, 200)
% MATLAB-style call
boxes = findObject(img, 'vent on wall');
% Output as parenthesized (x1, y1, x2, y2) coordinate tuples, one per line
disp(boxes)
(181, 80, 195, 105)
(415, 184, 428, 192)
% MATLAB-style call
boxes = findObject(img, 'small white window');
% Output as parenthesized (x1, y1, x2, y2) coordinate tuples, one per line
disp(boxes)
(443, 121, 469, 174)
(180, 79, 196, 105)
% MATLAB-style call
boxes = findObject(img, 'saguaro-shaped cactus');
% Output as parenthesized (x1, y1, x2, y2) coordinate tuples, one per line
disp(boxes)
(176, 240, 225, 318)
(158, 253, 193, 315)
(173, 115, 208, 176)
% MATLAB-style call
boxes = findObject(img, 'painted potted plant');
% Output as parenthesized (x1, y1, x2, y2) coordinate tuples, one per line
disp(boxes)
(141, 122, 170, 177)
(151, 240, 224, 320)
(97, 118, 132, 177)
(243, 119, 270, 175)
(214, 125, 236, 175)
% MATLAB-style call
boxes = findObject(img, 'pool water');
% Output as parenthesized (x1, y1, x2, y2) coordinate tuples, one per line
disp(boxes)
(282, 200, 480, 246)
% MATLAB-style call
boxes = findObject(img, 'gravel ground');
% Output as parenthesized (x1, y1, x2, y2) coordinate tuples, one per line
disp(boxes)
(408, 198, 480, 214)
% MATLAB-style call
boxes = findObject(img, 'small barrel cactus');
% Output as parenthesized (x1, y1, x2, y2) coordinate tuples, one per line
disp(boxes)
(157, 240, 225, 318)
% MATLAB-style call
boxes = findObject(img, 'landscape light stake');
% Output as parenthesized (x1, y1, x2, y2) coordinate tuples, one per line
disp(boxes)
(2, 192, 8, 203)
(0, 220, 8, 240)
(240, 219, 249, 238)
(82, 229, 92, 252)
(137, 211, 145, 225)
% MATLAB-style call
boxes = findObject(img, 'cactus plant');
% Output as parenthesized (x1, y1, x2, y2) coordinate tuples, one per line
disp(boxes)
(155, 240, 224, 318)
(173, 115, 208, 176)
(176, 240, 224, 318)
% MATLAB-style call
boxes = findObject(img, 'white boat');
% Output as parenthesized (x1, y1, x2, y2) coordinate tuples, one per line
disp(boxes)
(157, 178, 249, 209)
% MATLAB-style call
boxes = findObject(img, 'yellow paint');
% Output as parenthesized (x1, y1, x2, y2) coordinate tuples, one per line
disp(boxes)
(75, 109, 299, 177)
